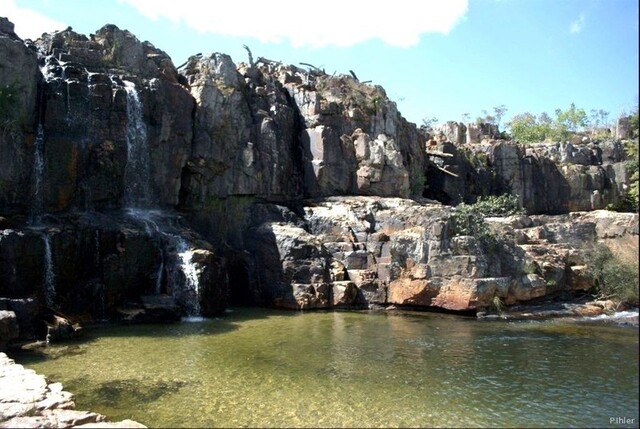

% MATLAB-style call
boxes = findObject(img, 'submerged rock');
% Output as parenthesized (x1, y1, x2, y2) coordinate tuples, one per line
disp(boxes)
(0, 352, 147, 428)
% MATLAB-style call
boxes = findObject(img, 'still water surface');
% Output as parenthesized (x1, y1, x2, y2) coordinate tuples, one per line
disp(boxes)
(16, 309, 639, 428)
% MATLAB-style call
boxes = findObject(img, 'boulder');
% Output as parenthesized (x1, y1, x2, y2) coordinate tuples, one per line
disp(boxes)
(615, 116, 632, 139)
(0, 311, 18, 351)
(0, 352, 144, 427)
(45, 315, 82, 343)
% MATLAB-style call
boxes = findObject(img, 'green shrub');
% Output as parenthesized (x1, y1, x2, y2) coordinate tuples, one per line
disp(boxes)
(471, 194, 524, 217)
(450, 202, 489, 238)
(624, 140, 638, 211)
(588, 244, 639, 306)
(450, 194, 523, 253)
(490, 296, 505, 316)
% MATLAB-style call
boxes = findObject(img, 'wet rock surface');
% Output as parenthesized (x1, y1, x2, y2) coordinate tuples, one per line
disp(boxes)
(0, 352, 146, 428)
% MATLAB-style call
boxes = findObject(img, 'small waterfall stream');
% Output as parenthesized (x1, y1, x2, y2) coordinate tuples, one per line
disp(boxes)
(119, 81, 203, 318)
(122, 81, 153, 209)
(30, 124, 45, 224)
(42, 233, 56, 308)
(177, 238, 201, 318)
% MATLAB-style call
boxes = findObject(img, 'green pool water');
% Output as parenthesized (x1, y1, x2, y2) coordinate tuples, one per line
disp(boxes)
(15, 309, 639, 428)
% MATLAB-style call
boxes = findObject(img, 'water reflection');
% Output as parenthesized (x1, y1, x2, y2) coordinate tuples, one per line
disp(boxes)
(16, 308, 639, 428)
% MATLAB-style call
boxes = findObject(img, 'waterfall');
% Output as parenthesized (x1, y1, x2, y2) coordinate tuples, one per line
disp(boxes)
(117, 81, 203, 318)
(94, 229, 101, 266)
(62, 67, 71, 119)
(122, 81, 153, 208)
(177, 238, 202, 319)
(42, 233, 56, 308)
(29, 124, 45, 224)
(155, 254, 165, 295)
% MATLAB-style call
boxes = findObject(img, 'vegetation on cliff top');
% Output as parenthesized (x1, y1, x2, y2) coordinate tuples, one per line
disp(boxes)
(507, 103, 591, 143)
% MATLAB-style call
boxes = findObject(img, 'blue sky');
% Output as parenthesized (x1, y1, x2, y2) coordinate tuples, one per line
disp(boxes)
(2, 0, 638, 127)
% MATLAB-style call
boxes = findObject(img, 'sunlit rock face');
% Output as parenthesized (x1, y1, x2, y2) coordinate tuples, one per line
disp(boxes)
(30, 25, 194, 212)
(243, 197, 637, 312)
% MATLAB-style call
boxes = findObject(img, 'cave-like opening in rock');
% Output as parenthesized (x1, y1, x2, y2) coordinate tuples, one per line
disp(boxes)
(226, 255, 256, 306)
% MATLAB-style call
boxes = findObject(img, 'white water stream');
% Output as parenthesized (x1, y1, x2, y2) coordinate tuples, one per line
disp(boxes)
(42, 233, 56, 308)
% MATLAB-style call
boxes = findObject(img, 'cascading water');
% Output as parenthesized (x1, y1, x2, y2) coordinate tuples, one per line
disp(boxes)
(155, 255, 165, 295)
(42, 233, 56, 308)
(61, 67, 71, 119)
(176, 238, 202, 319)
(122, 81, 153, 208)
(29, 124, 45, 224)
(119, 81, 203, 318)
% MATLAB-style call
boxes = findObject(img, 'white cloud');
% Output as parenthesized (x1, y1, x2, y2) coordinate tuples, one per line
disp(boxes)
(570, 13, 585, 34)
(117, 0, 468, 48)
(0, 0, 66, 39)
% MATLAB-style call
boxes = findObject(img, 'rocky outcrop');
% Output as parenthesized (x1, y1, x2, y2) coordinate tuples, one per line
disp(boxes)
(243, 197, 638, 312)
(616, 116, 633, 139)
(0, 19, 40, 216)
(0, 211, 228, 348)
(0, 20, 228, 346)
(423, 139, 632, 213)
(0, 312, 18, 351)
(280, 68, 426, 198)
(0, 352, 146, 428)
(33, 26, 193, 212)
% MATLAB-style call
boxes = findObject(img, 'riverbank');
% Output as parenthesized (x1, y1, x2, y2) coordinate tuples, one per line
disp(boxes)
(0, 352, 145, 428)
(477, 298, 640, 325)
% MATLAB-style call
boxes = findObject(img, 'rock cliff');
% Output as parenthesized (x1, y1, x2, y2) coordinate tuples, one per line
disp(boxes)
(0, 18, 637, 349)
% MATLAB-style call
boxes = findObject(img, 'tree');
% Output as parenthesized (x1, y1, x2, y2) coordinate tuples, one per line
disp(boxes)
(461, 113, 470, 123)
(508, 112, 549, 143)
(478, 109, 496, 125)
(508, 103, 626, 143)
(421, 116, 439, 131)
(589, 109, 610, 129)
(555, 102, 588, 133)
(493, 105, 508, 129)
(624, 139, 638, 211)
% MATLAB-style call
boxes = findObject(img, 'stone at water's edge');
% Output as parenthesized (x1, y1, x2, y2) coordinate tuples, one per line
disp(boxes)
(0, 352, 147, 428)
(0, 312, 18, 352)
(244, 197, 638, 312)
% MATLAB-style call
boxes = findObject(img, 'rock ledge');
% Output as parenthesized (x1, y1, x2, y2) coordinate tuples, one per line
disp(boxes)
(0, 352, 146, 428)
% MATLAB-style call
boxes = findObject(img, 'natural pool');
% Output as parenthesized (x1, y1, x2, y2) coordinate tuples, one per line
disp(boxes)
(15, 309, 639, 428)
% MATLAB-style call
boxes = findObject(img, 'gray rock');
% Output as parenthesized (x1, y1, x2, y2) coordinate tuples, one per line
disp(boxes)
(0, 352, 145, 427)
(0, 311, 18, 351)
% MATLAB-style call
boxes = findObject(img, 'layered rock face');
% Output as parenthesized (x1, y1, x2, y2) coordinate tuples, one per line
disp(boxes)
(0, 18, 40, 215)
(1, 21, 228, 348)
(423, 139, 631, 213)
(0, 18, 637, 349)
(244, 197, 638, 311)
